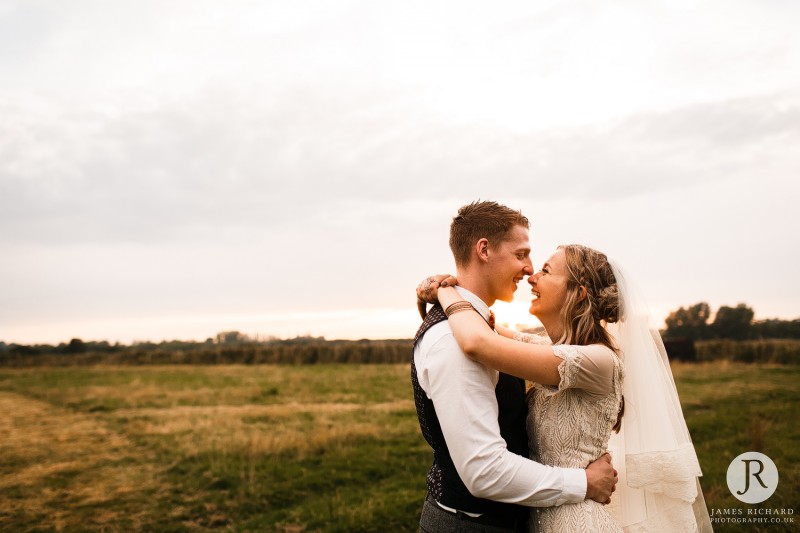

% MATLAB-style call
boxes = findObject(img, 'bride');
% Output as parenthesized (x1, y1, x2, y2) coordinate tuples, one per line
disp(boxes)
(418, 244, 712, 532)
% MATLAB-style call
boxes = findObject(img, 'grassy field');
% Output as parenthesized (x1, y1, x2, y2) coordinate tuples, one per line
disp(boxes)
(0, 362, 797, 532)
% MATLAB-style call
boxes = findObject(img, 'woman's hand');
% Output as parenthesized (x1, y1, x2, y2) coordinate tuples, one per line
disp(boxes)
(417, 274, 458, 303)
(416, 274, 458, 318)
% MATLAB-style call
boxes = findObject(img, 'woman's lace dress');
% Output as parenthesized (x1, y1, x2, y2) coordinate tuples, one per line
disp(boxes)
(514, 332, 624, 533)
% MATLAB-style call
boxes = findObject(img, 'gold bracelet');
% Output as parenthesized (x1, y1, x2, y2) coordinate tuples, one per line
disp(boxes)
(445, 301, 474, 317)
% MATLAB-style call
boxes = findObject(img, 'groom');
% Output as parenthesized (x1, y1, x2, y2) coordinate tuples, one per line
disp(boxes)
(412, 200, 617, 532)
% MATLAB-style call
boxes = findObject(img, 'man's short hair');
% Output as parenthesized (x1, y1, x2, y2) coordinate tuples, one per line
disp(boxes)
(449, 200, 530, 266)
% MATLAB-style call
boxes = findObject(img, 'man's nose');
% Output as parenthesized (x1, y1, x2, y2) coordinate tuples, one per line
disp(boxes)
(523, 258, 533, 275)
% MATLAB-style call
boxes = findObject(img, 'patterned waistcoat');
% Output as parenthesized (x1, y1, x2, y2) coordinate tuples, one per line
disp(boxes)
(411, 304, 529, 521)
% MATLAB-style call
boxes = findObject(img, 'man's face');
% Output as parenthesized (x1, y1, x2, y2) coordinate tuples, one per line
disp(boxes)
(486, 225, 533, 303)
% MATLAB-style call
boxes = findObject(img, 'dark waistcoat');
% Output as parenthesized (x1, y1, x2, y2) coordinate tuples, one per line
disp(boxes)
(412, 304, 529, 521)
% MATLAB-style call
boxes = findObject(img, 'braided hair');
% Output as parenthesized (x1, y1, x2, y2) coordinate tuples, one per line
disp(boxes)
(556, 244, 624, 431)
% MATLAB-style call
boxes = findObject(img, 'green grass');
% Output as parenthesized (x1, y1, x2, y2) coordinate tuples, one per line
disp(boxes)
(0, 363, 797, 532)
(672, 362, 799, 532)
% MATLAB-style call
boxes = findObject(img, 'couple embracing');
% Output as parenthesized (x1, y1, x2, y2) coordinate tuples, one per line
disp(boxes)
(412, 201, 712, 532)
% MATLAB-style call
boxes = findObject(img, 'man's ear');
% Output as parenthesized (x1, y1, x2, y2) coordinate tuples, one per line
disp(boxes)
(475, 238, 490, 262)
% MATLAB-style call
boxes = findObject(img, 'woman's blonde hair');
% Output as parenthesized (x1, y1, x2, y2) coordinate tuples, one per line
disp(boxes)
(556, 244, 624, 431)
(555, 244, 620, 349)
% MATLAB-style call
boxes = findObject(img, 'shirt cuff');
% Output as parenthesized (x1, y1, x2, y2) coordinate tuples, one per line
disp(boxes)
(559, 468, 588, 505)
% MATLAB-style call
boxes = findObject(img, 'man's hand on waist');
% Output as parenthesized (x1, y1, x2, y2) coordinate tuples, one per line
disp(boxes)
(585, 453, 618, 504)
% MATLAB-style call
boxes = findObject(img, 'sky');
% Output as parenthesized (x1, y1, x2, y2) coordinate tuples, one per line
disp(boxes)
(1, 0, 799, 344)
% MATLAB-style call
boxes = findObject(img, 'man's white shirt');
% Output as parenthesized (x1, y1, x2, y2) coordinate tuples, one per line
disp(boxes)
(413, 286, 587, 508)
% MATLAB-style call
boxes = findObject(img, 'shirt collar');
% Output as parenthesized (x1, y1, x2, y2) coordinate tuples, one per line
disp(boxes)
(454, 286, 491, 322)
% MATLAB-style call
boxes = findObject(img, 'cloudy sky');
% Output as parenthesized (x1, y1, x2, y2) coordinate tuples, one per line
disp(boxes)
(1, 0, 798, 344)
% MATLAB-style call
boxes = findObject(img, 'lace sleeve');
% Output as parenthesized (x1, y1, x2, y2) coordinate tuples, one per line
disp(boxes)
(550, 344, 619, 396)
(512, 331, 552, 345)
(551, 345, 583, 391)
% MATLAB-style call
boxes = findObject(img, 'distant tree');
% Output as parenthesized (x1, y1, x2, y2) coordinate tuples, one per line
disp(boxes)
(215, 331, 250, 344)
(751, 318, 800, 339)
(711, 303, 754, 340)
(86, 340, 112, 352)
(664, 302, 712, 340)
(665, 300, 800, 341)
(9, 344, 37, 355)
(66, 338, 87, 353)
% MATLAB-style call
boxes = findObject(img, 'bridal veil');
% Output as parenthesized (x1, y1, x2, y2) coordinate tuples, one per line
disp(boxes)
(605, 262, 713, 532)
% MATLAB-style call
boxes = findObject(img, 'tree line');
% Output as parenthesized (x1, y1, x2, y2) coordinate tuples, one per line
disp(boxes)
(2, 302, 798, 367)
(0, 332, 414, 367)
(662, 302, 800, 341)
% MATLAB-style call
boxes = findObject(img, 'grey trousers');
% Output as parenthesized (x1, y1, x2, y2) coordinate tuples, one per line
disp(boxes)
(419, 497, 524, 533)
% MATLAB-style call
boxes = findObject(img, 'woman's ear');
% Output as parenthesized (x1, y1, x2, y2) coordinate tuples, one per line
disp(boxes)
(578, 286, 588, 302)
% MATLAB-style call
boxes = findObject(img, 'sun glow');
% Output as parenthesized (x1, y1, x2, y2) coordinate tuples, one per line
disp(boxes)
(493, 296, 542, 333)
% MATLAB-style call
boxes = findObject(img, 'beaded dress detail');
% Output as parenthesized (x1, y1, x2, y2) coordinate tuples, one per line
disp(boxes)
(513, 332, 624, 533)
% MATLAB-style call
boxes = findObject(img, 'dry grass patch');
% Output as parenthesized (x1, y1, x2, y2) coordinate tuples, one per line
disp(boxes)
(0, 391, 165, 531)
(112, 400, 415, 458)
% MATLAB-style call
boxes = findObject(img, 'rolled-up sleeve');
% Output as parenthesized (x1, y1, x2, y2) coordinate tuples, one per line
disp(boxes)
(416, 327, 587, 507)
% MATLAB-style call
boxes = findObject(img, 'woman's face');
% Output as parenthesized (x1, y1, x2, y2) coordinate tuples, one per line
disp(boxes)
(528, 249, 570, 322)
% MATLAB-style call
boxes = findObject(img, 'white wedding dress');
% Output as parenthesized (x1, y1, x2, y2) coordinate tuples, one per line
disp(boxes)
(515, 333, 624, 532)
(513, 260, 712, 533)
